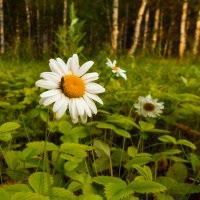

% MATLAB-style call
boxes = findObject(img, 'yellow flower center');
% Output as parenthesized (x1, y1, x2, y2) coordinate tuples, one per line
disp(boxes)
(112, 66, 119, 71)
(61, 75, 85, 98)
(143, 103, 155, 111)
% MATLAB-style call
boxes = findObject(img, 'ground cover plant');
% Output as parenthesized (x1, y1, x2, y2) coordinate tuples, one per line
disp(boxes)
(0, 55, 200, 200)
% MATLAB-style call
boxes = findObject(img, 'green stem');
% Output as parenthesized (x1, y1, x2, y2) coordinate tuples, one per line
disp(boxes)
(154, 161, 158, 181)
(20, 109, 30, 142)
(109, 157, 113, 176)
(104, 73, 114, 88)
(118, 138, 126, 177)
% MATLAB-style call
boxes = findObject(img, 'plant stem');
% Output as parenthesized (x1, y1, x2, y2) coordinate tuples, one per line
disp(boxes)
(118, 138, 126, 177)
(109, 157, 113, 176)
(104, 73, 114, 88)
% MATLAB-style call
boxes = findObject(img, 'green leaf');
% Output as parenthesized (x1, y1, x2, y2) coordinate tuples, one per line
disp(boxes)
(129, 180, 166, 193)
(4, 151, 23, 169)
(26, 141, 59, 152)
(28, 172, 53, 194)
(52, 187, 76, 200)
(132, 165, 153, 181)
(125, 157, 152, 168)
(11, 192, 50, 200)
(157, 193, 174, 200)
(77, 194, 103, 200)
(177, 139, 196, 150)
(58, 121, 72, 134)
(93, 140, 110, 158)
(0, 132, 12, 141)
(139, 121, 154, 132)
(96, 122, 116, 130)
(0, 101, 11, 108)
(127, 146, 138, 158)
(93, 176, 125, 186)
(113, 128, 131, 138)
(158, 135, 177, 144)
(0, 188, 10, 200)
(4, 184, 32, 196)
(0, 122, 20, 134)
(170, 183, 200, 194)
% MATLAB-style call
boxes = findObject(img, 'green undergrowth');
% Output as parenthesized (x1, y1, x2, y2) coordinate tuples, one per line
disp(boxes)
(0, 56, 200, 200)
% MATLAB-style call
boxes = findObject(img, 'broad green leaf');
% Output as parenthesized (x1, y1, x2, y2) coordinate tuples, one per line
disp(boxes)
(153, 149, 182, 161)
(113, 128, 131, 138)
(77, 194, 103, 200)
(129, 180, 166, 193)
(26, 141, 59, 152)
(58, 121, 72, 134)
(93, 157, 110, 172)
(170, 183, 200, 194)
(177, 139, 196, 150)
(0, 188, 10, 200)
(0, 101, 11, 108)
(127, 146, 138, 158)
(157, 193, 174, 200)
(28, 172, 53, 194)
(189, 153, 200, 172)
(139, 121, 154, 132)
(5, 184, 32, 196)
(93, 140, 110, 158)
(166, 163, 188, 182)
(51, 187, 76, 200)
(125, 156, 152, 168)
(93, 176, 125, 186)
(4, 151, 23, 169)
(158, 135, 177, 144)
(132, 165, 153, 181)
(157, 176, 177, 190)
(0, 122, 20, 134)
(11, 192, 49, 200)
(0, 132, 12, 141)
(96, 122, 116, 130)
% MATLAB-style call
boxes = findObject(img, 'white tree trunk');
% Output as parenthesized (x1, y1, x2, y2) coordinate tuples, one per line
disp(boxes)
(0, 0, 4, 54)
(142, 9, 149, 52)
(128, 0, 147, 56)
(152, 6, 160, 51)
(25, 0, 31, 40)
(193, 10, 200, 57)
(63, 0, 67, 27)
(179, 0, 188, 59)
(111, 0, 119, 53)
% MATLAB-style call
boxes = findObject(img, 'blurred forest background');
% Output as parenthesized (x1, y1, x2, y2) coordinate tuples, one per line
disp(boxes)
(0, 0, 200, 59)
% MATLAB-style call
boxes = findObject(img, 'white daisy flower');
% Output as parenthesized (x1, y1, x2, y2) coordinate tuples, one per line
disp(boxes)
(134, 95, 164, 118)
(106, 58, 127, 80)
(36, 54, 105, 123)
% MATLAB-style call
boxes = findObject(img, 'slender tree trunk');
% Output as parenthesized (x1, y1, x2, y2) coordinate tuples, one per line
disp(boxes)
(179, 0, 188, 59)
(42, 0, 48, 54)
(63, 0, 67, 27)
(111, 0, 119, 53)
(123, 3, 129, 52)
(0, 0, 5, 54)
(152, 4, 160, 51)
(193, 10, 200, 57)
(36, 0, 40, 45)
(142, 9, 149, 53)
(25, 0, 31, 40)
(128, 0, 147, 56)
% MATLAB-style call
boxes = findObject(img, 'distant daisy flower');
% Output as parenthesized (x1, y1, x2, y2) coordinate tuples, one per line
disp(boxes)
(106, 58, 127, 80)
(36, 54, 105, 123)
(134, 95, 164, 118)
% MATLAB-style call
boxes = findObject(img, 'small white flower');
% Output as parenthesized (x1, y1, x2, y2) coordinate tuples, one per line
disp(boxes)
(36, 54, 105, 123)
(106, 58, 127, 80)
(134, 95, 164, 118)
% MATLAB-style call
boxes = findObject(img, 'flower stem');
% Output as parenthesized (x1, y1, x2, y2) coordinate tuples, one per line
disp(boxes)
(104, 73, 114, 88)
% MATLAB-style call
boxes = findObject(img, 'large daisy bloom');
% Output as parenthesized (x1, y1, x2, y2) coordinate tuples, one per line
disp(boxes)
(106, 58, 127, 80)
(134, 95, 164, 118)
(35, 54, 105, 123)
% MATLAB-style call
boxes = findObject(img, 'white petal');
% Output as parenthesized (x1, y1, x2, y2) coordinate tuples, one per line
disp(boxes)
(49, 59, 65, 77)
(86, 83, 105, 94)
(113, 60, 117, 66)
(56, 58, 68, 75)
(40, 72, 61, 82)
(78, 61, 94, 77)
(69, 98, 78, 123)
(83, 94, 97, 114)
(40, 89, 61, 98)
(82, 72, 99, 83)
(53, 94, 69, 112)
(35, 80, 58, 89)
(42, 94, 62, 106)
(75, 98, 84, 116)
(39, 98, 46, 105)
(85, 92, 103, 104)
(119, 72, 127, 80)
(55, 99, 68, 119)
(80, 97, 92, 117)
(80, 112, 87, 123)
(71, 54, 79, 75)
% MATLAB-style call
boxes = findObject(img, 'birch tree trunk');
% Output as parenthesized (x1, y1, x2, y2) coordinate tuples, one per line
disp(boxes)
(111, 0, 119, 53)
(179, 0, 188, 59)
(25, 0, 31, 40)
(63, 0, 67, 27)
(193, 10, 200, 57)
(142, 9, 149, 53)
(128, 0, 147, 56)
(0, 0, 5, 54)
(152, 4, 160, 51)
